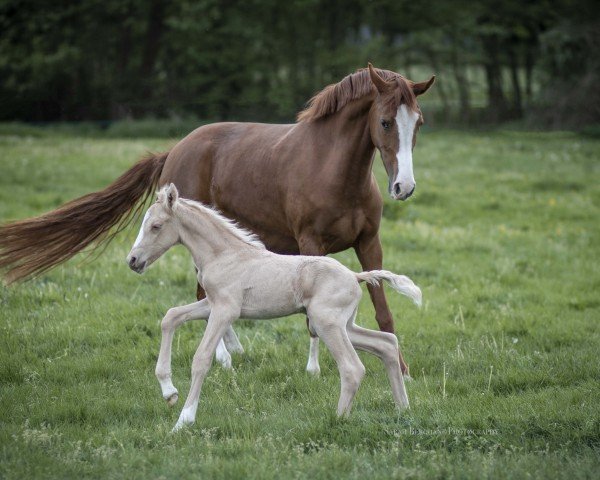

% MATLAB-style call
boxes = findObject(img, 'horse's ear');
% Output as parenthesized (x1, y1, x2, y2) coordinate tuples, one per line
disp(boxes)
(368, 63, 393, 94)
(412, 76, 435, 96)
(165, 183, 179, 209)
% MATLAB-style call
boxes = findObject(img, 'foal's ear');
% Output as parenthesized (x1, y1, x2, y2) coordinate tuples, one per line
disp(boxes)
(165, 183, 179, 209)
(411, 76, 435, 96)
(368, 63, 393, 94)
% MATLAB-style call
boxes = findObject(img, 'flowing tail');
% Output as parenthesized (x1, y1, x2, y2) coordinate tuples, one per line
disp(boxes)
(355, 270, 422, 307)
(0, 152, 169, 284)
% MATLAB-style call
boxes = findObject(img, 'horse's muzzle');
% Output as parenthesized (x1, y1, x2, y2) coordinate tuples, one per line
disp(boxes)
(391, 182, 415, 201)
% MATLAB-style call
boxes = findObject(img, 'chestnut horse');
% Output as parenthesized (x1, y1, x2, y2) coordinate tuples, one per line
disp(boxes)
(0, 64, 434, 376)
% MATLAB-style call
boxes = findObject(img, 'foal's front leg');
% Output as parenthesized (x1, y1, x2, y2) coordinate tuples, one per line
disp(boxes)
(155, 300, 231, 406)
(156, 300, 210, 405)
(173, 308, 238, 432)
(197, 282, 244, 353)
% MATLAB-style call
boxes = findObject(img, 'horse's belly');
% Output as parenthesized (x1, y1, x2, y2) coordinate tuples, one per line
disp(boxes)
(252, 230, 299, 255)
(309, 211, 367, 254)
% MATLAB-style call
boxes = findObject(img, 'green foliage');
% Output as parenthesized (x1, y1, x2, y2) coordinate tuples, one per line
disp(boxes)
(0, 130, 599, 478)
(0, 119, 205, 139)
(1, 1, 598, 125)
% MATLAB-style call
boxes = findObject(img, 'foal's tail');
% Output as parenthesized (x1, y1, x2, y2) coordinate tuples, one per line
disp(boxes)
(0, 151, 169, 284)
(356, 270, 422, 307)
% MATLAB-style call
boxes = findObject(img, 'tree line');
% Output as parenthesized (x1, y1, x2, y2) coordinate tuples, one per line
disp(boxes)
(0, 0, 598, 127)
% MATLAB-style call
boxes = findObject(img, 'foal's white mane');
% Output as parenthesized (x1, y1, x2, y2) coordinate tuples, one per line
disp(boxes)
(171, 194, 266, 250)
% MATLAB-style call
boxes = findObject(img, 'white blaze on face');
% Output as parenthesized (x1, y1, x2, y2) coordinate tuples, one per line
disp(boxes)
(132, 210, 150, 249)
(393, 104, 420, 199)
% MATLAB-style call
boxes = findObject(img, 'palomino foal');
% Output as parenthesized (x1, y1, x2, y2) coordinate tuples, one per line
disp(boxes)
(127, 184, 421, 431)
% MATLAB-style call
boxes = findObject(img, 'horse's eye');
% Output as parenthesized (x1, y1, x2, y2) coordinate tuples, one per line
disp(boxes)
(381, 120, 391, 130)
(151, 224, 161, 231)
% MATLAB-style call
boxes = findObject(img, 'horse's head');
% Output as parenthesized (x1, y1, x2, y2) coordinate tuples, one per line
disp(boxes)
(126, 184, 180, 274)
(367, 64, 434, 201)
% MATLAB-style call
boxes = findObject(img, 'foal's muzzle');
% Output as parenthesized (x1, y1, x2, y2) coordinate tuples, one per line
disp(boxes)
(126, 255, 146, 274)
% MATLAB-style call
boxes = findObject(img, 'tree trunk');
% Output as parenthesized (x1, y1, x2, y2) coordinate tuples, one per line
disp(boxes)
(449, 33, 471, 123)
(425, 47, 450, 122)
(524, 44, 535, 101)
(481, 34, 509, 121)
(139, 0, 166, 115)
(508, 44, 523, 117)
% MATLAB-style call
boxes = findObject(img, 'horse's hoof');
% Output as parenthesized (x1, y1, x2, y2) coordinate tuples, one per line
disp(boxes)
(403, 374, 413, 382)
(166, 393, 179, 406)
(306, 365, 320, 376)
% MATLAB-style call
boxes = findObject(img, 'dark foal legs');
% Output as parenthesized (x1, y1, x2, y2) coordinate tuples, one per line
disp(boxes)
(354, 233, 411, 377)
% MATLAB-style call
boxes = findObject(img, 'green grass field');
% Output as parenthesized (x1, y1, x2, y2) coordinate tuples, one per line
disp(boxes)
(0, 129, 598, 479)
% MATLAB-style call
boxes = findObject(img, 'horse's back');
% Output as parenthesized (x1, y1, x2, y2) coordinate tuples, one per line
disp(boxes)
(159, 121, 301, 252)
(159, 122, 294, 202)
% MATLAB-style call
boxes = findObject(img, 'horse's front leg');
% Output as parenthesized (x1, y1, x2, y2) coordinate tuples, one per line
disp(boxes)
(156, 299, 221, 406)
(197, 282, 244, 354)
(298, 235, 326, 375)
(173, 307, 238, 432)
(354, 232, 411, 379)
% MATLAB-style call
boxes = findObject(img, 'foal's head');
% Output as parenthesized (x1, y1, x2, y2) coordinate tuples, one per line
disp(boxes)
(126, 184, 180, 274)
(367, 64, 434, 201)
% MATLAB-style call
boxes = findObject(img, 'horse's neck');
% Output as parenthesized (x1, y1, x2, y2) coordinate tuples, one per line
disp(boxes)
(311, 94, 377, 196)
(175, 205, 239, 271)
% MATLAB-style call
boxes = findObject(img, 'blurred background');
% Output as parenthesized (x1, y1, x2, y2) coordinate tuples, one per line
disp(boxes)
(0, 0, 598, 133)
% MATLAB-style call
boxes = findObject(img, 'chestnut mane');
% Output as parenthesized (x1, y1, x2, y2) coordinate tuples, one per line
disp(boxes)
(297, 68, 417, 122)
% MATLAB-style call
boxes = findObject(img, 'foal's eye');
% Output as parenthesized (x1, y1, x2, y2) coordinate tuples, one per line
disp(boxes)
(151, 224, 162, 231)
(381, 120, 392, 130)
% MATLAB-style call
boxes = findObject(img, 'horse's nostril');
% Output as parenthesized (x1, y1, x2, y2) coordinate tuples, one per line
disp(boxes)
(129, 256, 137, 266)
(407, 185, 415, 197)
(393, 183, 402, 196)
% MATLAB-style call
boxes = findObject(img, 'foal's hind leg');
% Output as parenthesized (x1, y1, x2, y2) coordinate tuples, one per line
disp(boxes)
(309, 309, 366, 416)
(354, 234, 411, 378)
(346, 314, 409, 409)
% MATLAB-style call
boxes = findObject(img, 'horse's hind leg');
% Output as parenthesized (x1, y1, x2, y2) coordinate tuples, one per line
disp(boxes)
(309, 309, 365, 416)
(346, 316, 409, 409)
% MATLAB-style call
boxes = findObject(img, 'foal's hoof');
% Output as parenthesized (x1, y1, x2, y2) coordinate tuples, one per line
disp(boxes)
(216, 349, 232, 370)
(306, 365, 321, 376)
(219, 356, 232, 370)
(403, 374, 413, 382)
(171, 419, 192, 433)
(166, 393, 179, 406)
